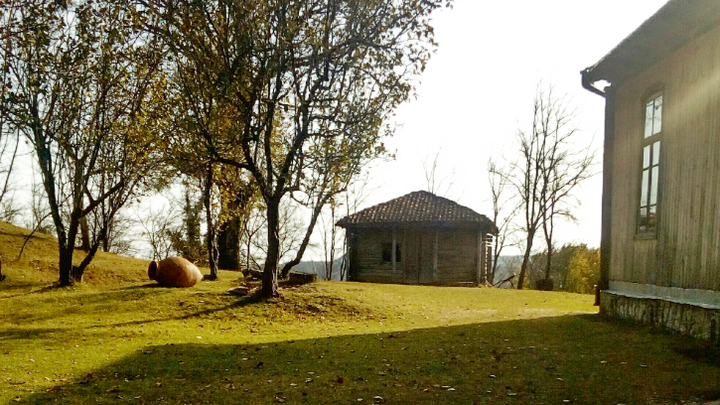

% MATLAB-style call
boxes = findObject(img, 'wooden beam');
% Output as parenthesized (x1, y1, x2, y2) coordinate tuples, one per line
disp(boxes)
(432, 228, 438, 284)
(477, 231, 485, 285)
(391, 227, 397, 282)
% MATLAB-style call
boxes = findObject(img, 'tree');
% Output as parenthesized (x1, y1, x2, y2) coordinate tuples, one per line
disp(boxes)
(0, 134, 19, 223)
(0, 22, 19, 225)
(137, 202, 179, 261)
(240, 201, 267, 275)
(487, 158, 518, 285)
(1, 1, 166, 285)
(507, 85, 594, 290)
(216, 169, 256, 270)
(535, 87, 594, 290)
(528, 243, 579, 291)
(527, 243, 599, 293)
(566, 245, 600, 294)
(320, 199, 343, 281)
(423, 150, 455, 197)
(150, 0, 450, 297)
(167, 182, 207, 264)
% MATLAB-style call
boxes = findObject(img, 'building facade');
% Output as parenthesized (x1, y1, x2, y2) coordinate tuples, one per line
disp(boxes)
(582, 0, 720, 342)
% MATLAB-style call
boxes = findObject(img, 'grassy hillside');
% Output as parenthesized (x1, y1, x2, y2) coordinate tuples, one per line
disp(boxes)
(0, 221, 147, 288)
(1, 222, 719, 404)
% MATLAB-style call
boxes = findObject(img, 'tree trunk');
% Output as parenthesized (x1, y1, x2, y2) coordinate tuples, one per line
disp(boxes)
(58, 244, 74, 286)
(544, 244, 553, 281)
(517, 231, 535, 290)
(80, 216, 91, 251)
(261, 196, 280, 298)
(204, 164, 219, 280)
(218, 215, 241, 270)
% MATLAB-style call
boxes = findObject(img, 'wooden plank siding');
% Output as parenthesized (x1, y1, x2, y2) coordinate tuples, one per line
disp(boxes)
(436, 229, 478, 285)
(348, 226, 487, 286)
(610, 23, 720, 292)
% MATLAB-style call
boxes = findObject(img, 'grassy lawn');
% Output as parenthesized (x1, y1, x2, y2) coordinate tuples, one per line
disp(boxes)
(1, 222, 720, 404)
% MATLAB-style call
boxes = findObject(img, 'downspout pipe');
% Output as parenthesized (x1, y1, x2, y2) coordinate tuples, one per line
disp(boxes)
(581, 68, 606, 98)
(580, 66, 614, 308)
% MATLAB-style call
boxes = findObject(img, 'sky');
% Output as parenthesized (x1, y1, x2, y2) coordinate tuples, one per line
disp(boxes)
(7, 0, 671, 260)
(329, 0, 669, 256)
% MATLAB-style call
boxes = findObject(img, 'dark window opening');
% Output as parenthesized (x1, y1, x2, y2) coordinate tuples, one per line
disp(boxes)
(382, 243, 401, 263)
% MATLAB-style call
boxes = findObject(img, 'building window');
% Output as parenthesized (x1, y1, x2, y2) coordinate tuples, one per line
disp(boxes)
(382, 243, 401, 263)
(639, 94, 662, 234)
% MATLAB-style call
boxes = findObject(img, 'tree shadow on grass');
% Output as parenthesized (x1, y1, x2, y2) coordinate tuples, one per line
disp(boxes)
(1, 284, 285, 343)
(17, 314, 720, 405)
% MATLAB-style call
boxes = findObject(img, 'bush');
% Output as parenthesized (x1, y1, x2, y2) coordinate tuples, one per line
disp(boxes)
(566, 246, 600, 294)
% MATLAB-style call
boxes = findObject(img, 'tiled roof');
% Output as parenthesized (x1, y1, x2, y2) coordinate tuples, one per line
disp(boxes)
(336, 190, 497, 232)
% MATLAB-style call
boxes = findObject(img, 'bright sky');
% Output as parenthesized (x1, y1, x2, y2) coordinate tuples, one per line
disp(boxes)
(8, 1, 670, 261)
(346, 0, 669, 255)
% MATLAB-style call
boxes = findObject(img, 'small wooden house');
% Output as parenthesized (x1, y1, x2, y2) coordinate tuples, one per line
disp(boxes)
(336, 191, 497, 286)
(582, 0, 720, 342)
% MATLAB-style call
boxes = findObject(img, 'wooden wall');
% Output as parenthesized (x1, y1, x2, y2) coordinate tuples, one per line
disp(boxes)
(347, 226, 485, 285)
(436, 230, 478, 285)
(610, 23, 720, 291)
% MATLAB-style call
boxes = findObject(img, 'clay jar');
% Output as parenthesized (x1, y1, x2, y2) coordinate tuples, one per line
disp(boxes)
(148, 257, 203, 287)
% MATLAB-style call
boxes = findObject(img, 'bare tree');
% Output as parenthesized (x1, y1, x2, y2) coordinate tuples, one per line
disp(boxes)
(423, 150, 456, 197)
(0, 135, 19, 222)
(536, 89, 594, 290)
(320, 201, 343, 281)
(252, 199, 308, 266)
(487, 158, 519, 285)
(337, 170, 377, 281)
(100, 206, 137, 256)
(136, 203, 180, 261)
(241, 203, 266, 275)
(26, 175, 52, 235)
(507, 85, 594, 290)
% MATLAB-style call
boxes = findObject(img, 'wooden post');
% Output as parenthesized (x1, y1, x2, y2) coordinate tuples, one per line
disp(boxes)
(391, 227, 397, 282)
(486, 234, 493, 282)
(432, 228, 438, 283)
(477, 231, 485, 285)
(0, 253, 4, 282)
(344, 231, 351, 281)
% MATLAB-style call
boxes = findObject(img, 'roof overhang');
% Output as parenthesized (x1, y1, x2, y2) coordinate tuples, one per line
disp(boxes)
(582, 0, 720, 89)
(338, 221, 498, 234)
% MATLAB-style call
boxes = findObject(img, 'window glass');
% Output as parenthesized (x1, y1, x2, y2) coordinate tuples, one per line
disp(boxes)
(650, 166, 659, 205)
(643, 145, 651, 168)
(641, 169, 649, 207)
(653, 96, 663, 135)
(653, 141, 661, 165)
(639, 207, 648, 232)
(644, 101, 654, 138)
(648, 205, 657, 230)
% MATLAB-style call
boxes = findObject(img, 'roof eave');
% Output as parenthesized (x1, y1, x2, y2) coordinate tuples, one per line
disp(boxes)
(583, 0, 720, 87)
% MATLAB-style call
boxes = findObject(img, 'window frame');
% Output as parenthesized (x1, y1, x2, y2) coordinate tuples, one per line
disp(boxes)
(637, 93, 663, 237)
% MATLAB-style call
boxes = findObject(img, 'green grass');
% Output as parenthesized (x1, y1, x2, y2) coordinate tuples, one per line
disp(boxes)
(1, 222, 720, 404)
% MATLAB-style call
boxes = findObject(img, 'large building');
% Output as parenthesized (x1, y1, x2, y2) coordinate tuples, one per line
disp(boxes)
(582, 0, 720, 342)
